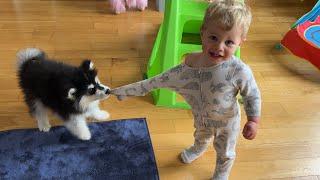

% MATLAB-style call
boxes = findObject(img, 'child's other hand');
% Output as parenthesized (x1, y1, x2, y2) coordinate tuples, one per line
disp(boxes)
(242, 121, 258, 140)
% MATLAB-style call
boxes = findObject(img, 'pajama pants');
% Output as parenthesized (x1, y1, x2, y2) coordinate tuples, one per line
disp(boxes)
(192, 119, 240, 180)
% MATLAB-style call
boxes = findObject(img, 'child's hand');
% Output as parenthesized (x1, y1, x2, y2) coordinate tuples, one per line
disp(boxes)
(116, 95, 126, 101)
(242, 116, 260, 140)
(110, 89, 126, 101)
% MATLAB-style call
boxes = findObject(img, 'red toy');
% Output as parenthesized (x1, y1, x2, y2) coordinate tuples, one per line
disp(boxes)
(280, 1, 320, 69)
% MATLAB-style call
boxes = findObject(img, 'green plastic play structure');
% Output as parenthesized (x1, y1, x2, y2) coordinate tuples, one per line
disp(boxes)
(146, 0, 242, 109)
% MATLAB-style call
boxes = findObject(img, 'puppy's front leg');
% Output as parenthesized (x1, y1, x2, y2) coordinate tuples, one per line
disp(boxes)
(86, 100, 110, 121)
(64, 115, 91, 140)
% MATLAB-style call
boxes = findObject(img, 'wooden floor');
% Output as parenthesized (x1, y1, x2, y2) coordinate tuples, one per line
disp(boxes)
(1, 0, 320, 179)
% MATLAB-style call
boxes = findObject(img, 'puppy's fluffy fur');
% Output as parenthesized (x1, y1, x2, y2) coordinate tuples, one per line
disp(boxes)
(17, 48, 110, 140)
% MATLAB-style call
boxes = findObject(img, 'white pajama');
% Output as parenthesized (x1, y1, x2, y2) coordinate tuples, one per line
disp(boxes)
(111, 56, 261, 180)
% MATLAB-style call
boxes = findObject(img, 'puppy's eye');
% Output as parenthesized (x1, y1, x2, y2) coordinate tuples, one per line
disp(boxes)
(88, 87, 95, 95)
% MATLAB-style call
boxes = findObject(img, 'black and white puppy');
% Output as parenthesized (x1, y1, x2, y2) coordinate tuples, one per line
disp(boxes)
(17, 48, 110, 140)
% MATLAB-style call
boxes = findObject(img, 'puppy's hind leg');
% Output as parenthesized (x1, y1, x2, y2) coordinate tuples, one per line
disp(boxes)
(33, 100, 51, 132)
(64, 115, 91, 140)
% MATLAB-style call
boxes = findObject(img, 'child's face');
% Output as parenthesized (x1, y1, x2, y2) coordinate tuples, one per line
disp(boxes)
(201, 22, 244, 62)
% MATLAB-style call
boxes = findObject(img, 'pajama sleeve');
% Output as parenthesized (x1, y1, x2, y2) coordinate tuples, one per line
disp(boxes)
(111, 65, 182, 97)
(234, 64, 261, 117)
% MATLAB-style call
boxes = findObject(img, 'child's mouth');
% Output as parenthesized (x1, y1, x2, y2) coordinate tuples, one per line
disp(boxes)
(209, 51, 222, 58)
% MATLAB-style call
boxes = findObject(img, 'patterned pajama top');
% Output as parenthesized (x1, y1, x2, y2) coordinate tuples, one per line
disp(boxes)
(111, 56, 261, 128)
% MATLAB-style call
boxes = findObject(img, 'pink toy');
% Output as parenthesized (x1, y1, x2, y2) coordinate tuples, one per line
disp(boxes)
(109, 0, 148, 14)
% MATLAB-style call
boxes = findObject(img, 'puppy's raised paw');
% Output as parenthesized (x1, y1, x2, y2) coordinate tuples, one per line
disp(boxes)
(93, 110, 110, 121)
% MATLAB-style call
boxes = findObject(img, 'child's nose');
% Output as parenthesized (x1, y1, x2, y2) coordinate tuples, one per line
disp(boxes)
(217, 43, 224, 51)
(213, 43, 224, 51)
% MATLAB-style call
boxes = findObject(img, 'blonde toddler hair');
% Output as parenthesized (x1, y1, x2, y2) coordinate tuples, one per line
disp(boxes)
(202, 0, 252, 37)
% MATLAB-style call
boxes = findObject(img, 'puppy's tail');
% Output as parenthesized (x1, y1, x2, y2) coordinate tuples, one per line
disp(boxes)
(16, 48, 46, 69)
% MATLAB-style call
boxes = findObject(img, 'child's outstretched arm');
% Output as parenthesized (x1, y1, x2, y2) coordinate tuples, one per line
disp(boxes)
(111, 65, 182, 100)
(234, 64, 261, 140)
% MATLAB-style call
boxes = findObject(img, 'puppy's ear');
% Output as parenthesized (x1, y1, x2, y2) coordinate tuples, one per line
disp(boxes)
(67, 88, 77, 100)
(80, 59, 94, 72)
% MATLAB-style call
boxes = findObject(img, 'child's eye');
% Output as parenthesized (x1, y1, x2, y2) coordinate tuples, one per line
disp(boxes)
(209, 35, 218, 41)
(225, 40, 234, 46)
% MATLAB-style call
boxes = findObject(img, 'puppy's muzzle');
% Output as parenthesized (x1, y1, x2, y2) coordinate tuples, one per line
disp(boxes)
(96, 84, 110, 97)
(105, 88, 110, 95)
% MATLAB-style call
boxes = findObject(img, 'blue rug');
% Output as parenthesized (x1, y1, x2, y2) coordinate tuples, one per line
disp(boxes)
(0, 118, 159, 180)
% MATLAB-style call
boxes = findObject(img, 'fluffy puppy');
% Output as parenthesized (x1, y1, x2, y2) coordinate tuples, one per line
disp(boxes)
(17, 48, 110, 140)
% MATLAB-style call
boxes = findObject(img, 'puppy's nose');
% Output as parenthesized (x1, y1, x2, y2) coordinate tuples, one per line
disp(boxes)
(105, 88, 110, 94)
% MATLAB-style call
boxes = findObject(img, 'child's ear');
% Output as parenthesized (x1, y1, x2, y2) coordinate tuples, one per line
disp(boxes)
(80, 59, 94, 71)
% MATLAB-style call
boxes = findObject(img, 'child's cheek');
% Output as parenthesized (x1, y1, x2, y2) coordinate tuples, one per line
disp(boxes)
(202, 43, 210, 52)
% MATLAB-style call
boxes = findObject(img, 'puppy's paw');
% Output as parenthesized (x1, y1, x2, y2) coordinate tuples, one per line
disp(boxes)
(93, 110, 110, 121)
(38, 123, 51, 132)
(78, 131, 92, 140)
